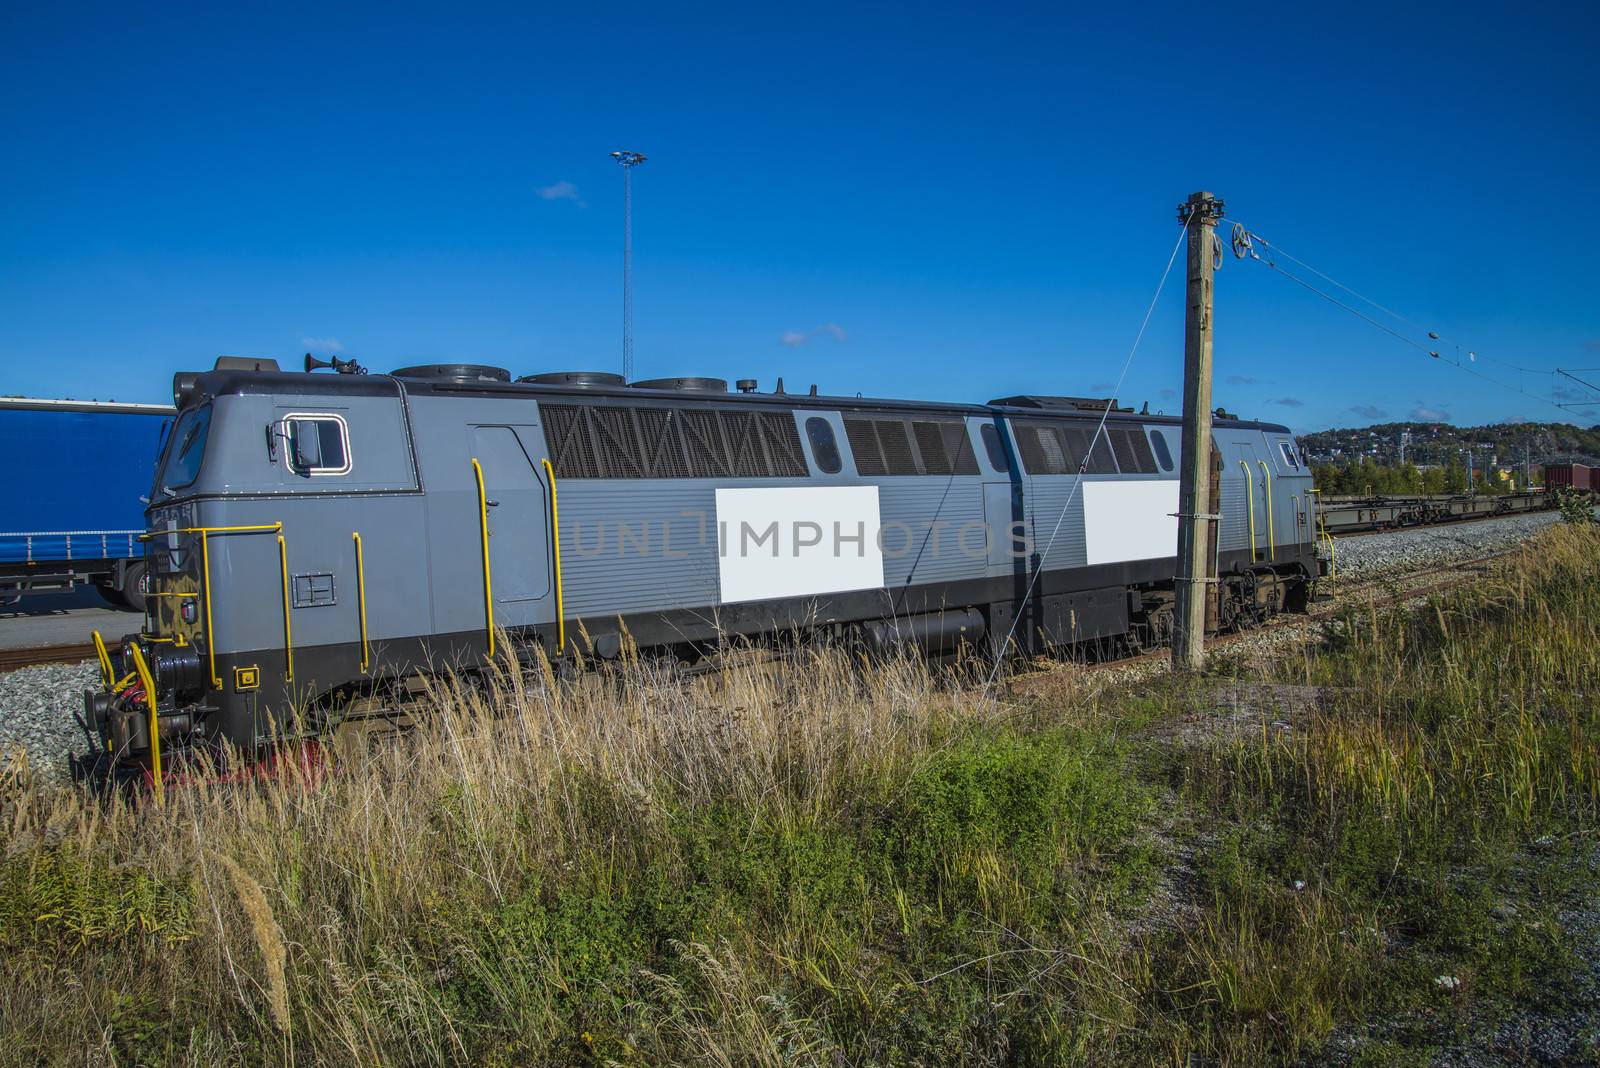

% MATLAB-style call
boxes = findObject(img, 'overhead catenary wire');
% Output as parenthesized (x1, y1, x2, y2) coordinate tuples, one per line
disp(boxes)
(981, 220, 1189, 693)
(1236, 226, 1546, 375)
(1262, 255, 1553, 401)
(1229, 223, 1593, 413)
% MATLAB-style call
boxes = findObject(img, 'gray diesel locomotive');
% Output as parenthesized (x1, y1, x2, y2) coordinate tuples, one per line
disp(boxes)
(85, 358, 1318, 771)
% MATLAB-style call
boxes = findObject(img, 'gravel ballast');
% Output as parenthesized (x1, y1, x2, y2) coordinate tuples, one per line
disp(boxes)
(0, 509, 1574, 785)
(1326, 509, 1563, 582)
(0, 659, 98, 783)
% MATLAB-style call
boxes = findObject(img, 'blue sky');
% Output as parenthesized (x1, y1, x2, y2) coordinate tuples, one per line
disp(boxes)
(3, 2, 1596, 432)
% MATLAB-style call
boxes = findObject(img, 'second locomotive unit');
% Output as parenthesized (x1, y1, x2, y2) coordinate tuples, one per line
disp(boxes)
(87, 358, 1318, 766)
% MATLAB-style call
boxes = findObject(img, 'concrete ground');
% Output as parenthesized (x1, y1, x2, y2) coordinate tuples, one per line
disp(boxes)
(0, 587, 140, 650)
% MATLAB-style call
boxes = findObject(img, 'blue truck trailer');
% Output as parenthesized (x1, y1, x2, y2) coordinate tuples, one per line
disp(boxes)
(0, 397, 175, 611)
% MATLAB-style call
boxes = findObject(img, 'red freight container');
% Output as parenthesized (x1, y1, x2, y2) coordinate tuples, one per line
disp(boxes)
(1545, 463, 1591, 491)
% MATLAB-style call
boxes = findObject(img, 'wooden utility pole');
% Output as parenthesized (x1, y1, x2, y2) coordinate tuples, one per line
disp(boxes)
(1173, 191, 1225, 671)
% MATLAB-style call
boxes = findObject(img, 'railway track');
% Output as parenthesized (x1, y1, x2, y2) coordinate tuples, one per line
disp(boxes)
(1003, 548, 1513, 697)
(0, 640, 99, 675)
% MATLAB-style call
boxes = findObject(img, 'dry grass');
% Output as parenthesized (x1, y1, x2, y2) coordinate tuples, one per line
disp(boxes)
(2, 526, 1599, 1065)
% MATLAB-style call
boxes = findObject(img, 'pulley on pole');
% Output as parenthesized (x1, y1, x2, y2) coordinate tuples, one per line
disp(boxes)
(1173, 190, 1225, 672)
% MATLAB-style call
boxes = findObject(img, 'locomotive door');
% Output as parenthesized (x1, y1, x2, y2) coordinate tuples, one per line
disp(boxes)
(470, 425, 552, 628)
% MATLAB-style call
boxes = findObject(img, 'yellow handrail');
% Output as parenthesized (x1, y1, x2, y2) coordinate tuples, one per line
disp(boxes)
(140, 523, 284, 540)
(472, 458, 494, 660)
(201, 534, 217, 686)
(278, 534, 294, 682)
(1309, 488, 1337, 582)
(1257, 460, 1275, 561)
(128, 642, 163, 806)
(137, 523, 286, 690)
(352, 531, 369, 673)
(541, 457, 565, 656)
(92, 630, 115, 690)
(1238, 459, 1257, 561)
(150, 523, 286, 689)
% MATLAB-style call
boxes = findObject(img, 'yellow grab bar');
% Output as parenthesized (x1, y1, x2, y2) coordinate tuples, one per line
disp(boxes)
(472, 458, 494, 660)
(92, 630, 115, 690)
(135, 522, 286, 690)
(153, 522, 285, 689)
(1238, 459, 1258, 561)
(541, 457, 565, 656)
(140, 523, 283, 540)
(201, 534, 218, 686)
(278, 535, 294, 682)
(128, 643, 163, 806)
(1258, 460, 1275, 561)
(1309, 488, 1336, 581)
(352, 532, 370, 673)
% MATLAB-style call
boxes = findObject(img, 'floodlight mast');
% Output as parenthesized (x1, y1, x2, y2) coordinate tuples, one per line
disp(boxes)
(611, 150, 648, 382)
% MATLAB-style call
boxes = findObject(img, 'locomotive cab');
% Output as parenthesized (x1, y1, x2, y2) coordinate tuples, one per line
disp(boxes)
(85, 359, 434, 773)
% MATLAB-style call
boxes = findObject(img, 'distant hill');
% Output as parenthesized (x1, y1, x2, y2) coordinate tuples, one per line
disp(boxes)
(1299, 421, 1600, 468)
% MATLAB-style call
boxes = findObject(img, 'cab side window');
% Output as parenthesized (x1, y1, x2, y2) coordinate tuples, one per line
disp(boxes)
(285, 415, 351, 476)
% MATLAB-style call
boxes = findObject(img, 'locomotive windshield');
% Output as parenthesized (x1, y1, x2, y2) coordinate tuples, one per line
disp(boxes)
(156, 404, 212, 496)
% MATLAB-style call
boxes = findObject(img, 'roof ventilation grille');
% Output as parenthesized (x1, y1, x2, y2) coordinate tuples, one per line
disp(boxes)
(989, 395, 1132, 413)
(518, 371, 627, 388)
(391, 364, 512, 383)
(630, 377, 729, 393)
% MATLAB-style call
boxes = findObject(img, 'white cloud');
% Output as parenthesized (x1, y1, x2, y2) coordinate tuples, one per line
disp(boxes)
(1410, 402, 1453, 422)
(536, 180, 585, 206)
(300, 335, 345, 353)
(780, 323, 848, 347)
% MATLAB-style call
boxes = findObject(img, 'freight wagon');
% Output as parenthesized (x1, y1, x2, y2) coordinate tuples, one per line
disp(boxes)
(0, 397, 176, 609)
(1543, 463, 1594, 493)
(1314, 491, 1553, 533)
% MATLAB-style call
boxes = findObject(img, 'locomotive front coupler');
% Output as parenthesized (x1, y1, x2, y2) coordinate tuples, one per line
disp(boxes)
(81, 636, 210, 767)
(84, 681, 200, 755)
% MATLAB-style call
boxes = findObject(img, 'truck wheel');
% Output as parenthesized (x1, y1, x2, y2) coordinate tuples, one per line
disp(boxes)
(120, 562, 148, 614)
(97, 580, 130, 608)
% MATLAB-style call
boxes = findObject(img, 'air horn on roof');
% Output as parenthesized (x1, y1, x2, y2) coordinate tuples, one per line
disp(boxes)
(304, 352, 368, 375)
